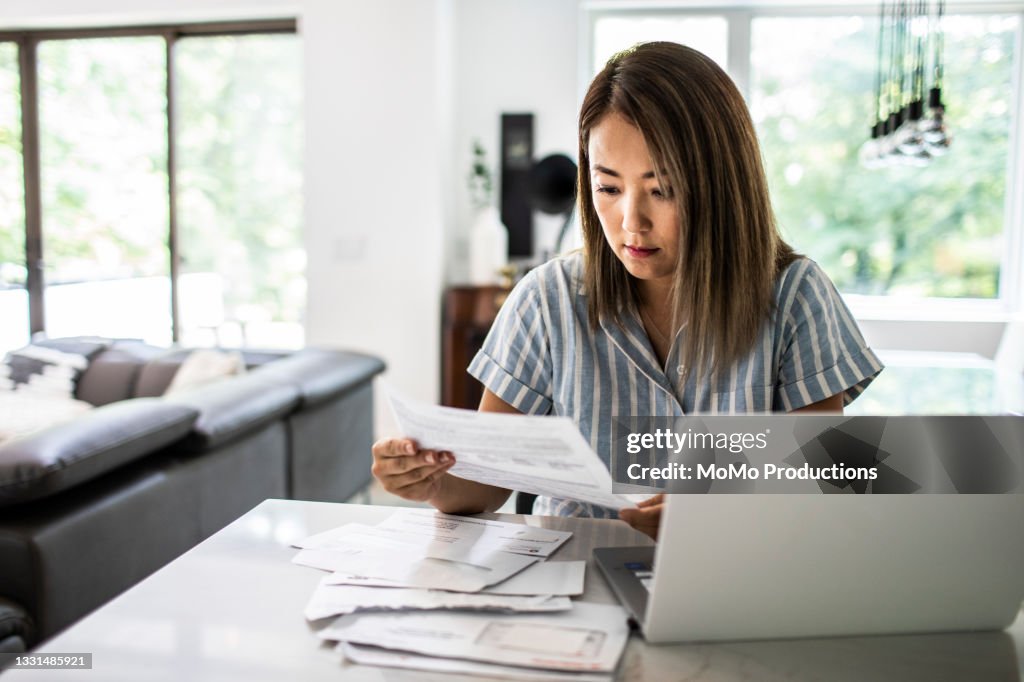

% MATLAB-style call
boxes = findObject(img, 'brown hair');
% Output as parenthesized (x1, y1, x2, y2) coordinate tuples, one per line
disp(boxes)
(578, 41, 798, 380)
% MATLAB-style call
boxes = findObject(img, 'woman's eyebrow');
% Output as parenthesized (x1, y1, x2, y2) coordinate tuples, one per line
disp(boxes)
(592, 164, 659, 179)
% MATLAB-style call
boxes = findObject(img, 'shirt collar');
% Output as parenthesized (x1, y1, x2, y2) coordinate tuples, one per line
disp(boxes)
(598, 305, 684, 413)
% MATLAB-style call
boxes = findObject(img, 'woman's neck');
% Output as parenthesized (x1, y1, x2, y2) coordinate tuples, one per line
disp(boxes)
(637, 279, 675, 367)
(637, 279, 673, 323)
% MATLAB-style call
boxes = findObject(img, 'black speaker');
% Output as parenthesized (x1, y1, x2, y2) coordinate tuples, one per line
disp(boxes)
(500, 113, 534, 258)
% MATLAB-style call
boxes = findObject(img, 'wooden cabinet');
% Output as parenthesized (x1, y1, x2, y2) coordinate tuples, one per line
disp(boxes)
(440, 285, 507, 408)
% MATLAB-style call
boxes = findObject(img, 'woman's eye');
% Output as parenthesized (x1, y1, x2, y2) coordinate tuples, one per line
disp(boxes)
(595, 185, 620, 196)
(653, 187, 673, 199)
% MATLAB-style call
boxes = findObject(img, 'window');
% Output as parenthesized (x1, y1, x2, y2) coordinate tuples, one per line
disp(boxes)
(752, 13, 1017, 299)
(0, 21, 303, 354)
(175, 34, 304, 348)
(0, 41, 27, 353)
(587, 6, 1022, 311)
(38, 37, 171, 342)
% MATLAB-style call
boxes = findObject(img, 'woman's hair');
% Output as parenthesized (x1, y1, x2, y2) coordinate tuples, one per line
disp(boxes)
(578, 41, 798, 380)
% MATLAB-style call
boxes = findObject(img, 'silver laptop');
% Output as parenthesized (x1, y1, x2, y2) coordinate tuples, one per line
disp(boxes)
(596, 422, 1024, 643)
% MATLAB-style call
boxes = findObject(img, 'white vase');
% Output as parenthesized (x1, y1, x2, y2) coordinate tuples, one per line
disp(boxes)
(469, 206, 508, 285)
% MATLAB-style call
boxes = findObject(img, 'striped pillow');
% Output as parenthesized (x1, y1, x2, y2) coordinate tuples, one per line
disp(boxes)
(2, 341, 102, 400)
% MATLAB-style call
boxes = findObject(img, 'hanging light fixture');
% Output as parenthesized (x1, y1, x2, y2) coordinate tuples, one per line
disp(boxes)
(895, 0, 928, 158)
(860, 0, 950, 168)
(920, 0, 951, 154)
(858, 0, 888, 168)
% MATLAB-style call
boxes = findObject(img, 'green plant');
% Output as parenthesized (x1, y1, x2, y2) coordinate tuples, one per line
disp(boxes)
(468, 139, 493, 211)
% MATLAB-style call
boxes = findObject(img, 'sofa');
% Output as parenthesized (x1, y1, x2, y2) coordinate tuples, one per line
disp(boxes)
(0, 340, 385, 652)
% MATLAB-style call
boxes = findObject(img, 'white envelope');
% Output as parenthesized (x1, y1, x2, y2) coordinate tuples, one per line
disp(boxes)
(324, 560, 586, 597)
(294, 511, 573, 558)
(341, 641, 613, 682)
(292, 544, 538, 593)
(320, 601, 630, 673)
(305, 580, 570, 621)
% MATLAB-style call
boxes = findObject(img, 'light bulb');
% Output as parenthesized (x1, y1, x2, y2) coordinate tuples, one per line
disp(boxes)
(896, 100, 926, 155)
(920, 87, 951, 153)
(924, 130, 951, 155)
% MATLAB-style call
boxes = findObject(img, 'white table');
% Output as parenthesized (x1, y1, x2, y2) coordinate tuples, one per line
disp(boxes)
(8, 500, 1024, 681)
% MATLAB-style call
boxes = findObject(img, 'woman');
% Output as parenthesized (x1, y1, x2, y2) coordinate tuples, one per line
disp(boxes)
(372, 42, 883, 538)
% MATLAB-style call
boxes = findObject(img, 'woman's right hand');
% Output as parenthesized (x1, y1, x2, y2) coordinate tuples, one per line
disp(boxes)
(371, 438, 455, 503)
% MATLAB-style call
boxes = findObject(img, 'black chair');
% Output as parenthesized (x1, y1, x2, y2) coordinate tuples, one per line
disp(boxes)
(515, 492, 538, 515)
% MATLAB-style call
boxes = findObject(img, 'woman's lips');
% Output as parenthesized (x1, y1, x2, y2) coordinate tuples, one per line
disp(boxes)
(625, 245, 660, 259)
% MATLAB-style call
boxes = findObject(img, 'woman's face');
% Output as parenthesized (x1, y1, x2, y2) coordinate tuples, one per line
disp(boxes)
(588, 111, 679, 299)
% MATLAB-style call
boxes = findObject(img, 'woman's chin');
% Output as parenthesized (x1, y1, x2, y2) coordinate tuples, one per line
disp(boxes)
(618, 259, 670, 282)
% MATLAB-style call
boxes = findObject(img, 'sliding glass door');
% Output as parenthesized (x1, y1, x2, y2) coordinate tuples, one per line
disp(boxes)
(38, 37, 172, 343)
(175, 33, 304, 348)
(0, 21, 303, 354)
(0, 42, 28, 352)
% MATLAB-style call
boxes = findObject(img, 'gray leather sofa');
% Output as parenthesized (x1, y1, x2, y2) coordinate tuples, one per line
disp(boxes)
(0, 341, 384, 651)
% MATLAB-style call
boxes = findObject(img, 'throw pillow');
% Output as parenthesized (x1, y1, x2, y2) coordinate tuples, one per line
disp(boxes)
(2, 341, 103, 400)
(163, 349, 246, 395)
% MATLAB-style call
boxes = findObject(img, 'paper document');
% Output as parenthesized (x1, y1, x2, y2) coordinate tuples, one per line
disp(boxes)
(296, 510, 572, 558)
(305, 580, 570, 621)
(483, 560, 586, 596)
(378, 509, 573, 557)
(387, 386, 634, 510)
(319, 601, 630, 673)
(293, 522, 415, 552)
(341, 642, 612, 682)
(325, 560, 586, 597)
(293, 521, 540, 580)
(292, 544, 537, 593)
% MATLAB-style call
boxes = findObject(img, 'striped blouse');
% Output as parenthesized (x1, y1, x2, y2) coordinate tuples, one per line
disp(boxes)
(468, 252, 884, 517)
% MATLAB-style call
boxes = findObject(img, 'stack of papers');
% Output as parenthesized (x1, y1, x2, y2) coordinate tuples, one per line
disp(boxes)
(326, 602, 630, 679)
(291, 509, 629, 679)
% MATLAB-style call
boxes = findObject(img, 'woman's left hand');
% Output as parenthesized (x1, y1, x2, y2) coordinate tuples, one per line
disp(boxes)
(619, 494, 664, 540)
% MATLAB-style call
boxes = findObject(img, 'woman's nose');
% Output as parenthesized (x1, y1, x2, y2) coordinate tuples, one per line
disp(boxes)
(621, 194, 651, 234)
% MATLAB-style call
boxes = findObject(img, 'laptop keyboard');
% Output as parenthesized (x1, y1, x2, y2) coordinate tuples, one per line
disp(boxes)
(624, 562, 654, 592)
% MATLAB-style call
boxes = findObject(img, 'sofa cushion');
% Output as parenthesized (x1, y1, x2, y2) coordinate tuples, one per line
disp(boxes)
(76, 341, 165, 406)
(133, 349, 193, 398)
(254, 349, 386, 408)
(134, 348, 292, 398)
(238, 349, 289, 368)
(164, 349, 246, 395)
(0, 399, 199, 507)
(164, 373, 300, 451)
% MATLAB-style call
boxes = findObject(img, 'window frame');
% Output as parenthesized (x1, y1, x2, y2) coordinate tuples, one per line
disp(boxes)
(581, 2, 1024, 323)
(0, 18, 297, 343)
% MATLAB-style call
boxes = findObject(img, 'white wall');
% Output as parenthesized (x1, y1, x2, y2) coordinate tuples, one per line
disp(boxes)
(302, 0, 448, 433)
(449, 0, 579, 282)
(301, 0, 584, 430)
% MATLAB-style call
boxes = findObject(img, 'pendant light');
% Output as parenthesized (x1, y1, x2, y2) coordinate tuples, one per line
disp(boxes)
(861, 0, 951, 168)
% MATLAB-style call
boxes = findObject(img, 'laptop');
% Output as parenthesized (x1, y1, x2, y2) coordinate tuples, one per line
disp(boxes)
(595, 419, 1024, 643)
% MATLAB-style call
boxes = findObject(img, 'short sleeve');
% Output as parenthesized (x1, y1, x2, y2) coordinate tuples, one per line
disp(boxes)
(775, 260, 884, 410)
(467, 271, 554, 415)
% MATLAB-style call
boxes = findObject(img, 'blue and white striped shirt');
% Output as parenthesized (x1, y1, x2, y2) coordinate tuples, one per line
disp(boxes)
(468, 252, 883, 517)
